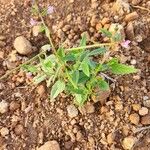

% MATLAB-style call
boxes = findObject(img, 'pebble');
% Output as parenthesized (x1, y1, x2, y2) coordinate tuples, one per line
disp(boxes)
(132, 0, 142, 5)
(0, 100, 8, 114)
(37, 140, 60, 150)
(64, 141, 73, 149)
(67, 104, 78, 118)
(139, 107, 149, 116)
(101, 17, 110, 25)
(9, 101, 20, 111)
(0, 127, 9, 137)
(140, 37, 150, 52)
(129, 113, 140, 125)
(122, 136, 136, 150)
(141, 115, 150, 125)
(143, 100, 150, 108)
(90, 15, 98, 27)
(130, 59, 136, 65)
(76, 131, 83, 141)
(0, 51, 4, 59)
(107, 133, 115, 144)
(126, 22, 135, 40)
(14, 36, 32, 55)
(14, 124, 24, 135)
(0, 41, 6, 47)
(125, 12, 139, 22)
(132, 104, 141, 111)
(32, 25, 41, 36)
(36, 85, 46, 96)
(0, 36, 6, 41)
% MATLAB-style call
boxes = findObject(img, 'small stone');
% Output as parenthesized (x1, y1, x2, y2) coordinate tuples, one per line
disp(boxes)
(0, 36, 6, 41)
(140, 37, 150, 53)
(90, 15, 98, 27)
(9, 101, 20, 111)
(67, 105, 78, 118)
(0, 41, 6, 47)
(139, 107, 149, 116)
(107, 133, 115, 144)
(132, 104, 141, 111)
(115, 102, 123, 111)
(143, 100, 150, 108)
(141, 115, 150, 125)
(122, 136, 136, 150)
(57, 29, 65, 39)
(14, 124, 24, 135)
(0, 127, 9, 137)
(0, 51, 4, 59)
(36, 85, 46, 96)
(64, 141, 73, 149)
(125, 12, 139, 22)
(129, 113, 140, 125)
(132, 0, 142, 5)
(69, 0, 74, 3)
(101, 17, 110, 25)
(85, 103, 95, 114)
(32, 25, 41, 36)
(62, 25, 71, 32)
(126, 22, 135, 41)
(130, 59, 136, 65)
(14, 36, 32, 55)
(37, 140, 60, 150)
(96, 22, 102, 31)
(76, 131, 83, 141)
(0, 100, 8, 114)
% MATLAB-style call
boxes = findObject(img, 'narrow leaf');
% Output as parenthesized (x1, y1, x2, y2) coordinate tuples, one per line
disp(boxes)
(50, 80, 65, 100)
(22, 64, 37, 73)
(33, 74, 47, 84)
(81, 57, 90, 77)
(98, 79, 109, 91)
(80, 33, 86, 47)
(100, 28, 112, 38)
(89, 47, 106, 56)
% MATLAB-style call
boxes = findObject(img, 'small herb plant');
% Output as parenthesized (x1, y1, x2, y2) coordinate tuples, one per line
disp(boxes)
(9, 1, 138, 106)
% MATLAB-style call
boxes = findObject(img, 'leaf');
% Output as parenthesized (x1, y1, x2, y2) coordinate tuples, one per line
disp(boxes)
(81, 57, 90, 77)
(31, 4, 39, 15)
(98, 79, 109, 91)
(80, 33, 86, 47)
(33, 74, 47, 84)
(89, 47, 106, 56)
(88, 59, 97, 69)
(41, 44, 51, 51)
(39, 25, 46, 33)
(78, 72, 89, 84)
(64, 53, 76, 62)
(108, 59, 137, 75)
(74, 93, 88, 106)
(22, 64, 37, 73)
(50, 80, 65, 100)
(112, 32, 122, 42)
(72, 70, 79, 85)
(100, 28, 112, 38)
(41, 8, 48, 16)
(57, 47, 65, 61)
(46, 75, 54, 87)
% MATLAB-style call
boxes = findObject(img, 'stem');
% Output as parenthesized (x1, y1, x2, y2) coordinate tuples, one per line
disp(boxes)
(65, 42, 116, 52)
(0, 50, 46, 81)
(132, 5, 150, 12)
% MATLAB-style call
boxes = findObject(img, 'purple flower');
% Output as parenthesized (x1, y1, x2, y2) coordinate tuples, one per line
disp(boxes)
(47, 6, 54, 14)
(30, 18, 37, 26)
(121, 40, 131, 48)
(26, 72, 32, 78)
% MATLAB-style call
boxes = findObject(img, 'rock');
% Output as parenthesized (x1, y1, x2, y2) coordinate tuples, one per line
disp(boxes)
(132, 0, 142, 5)
(0, 36, 6, 41)
(122, 136, 136, 150)
(101, 17, 110, 25)
(126, 22, 135, 41)
(37, 140, 60, 150)
(132, 104, 141, 111)
(90, 15, 98, 27)
(64, 141, 73, 149)
(0, 51, 4, 59)
(141, 115, 150, 125)
(139, 107, 149, 116)
(140, 37, 150, 52)
(9, 101, 20, 111)
(107, 133, 115, 144)
(0, 127, 9, 137)
(92, 88, 110, 104)
(130, 59, 136, 65)
(0, 100, 8, 114)
(36, 85, 46, 96)
(67, 104, 78, 118)
(62, 25, 71, 32)
(79, 102, 95, 114)
(96, 22, 102, 31)
(76, 131, 83, 141)
(14, 124, 24, 135)
(143, 100, 150, 108)
(129, 113, 140, 125)
(14, 36, 32, 55)
(57, 29, 65, 39)
(32, 25, 41, 36)
(125, 12, 139, 22)
(0, 41, 6, 47)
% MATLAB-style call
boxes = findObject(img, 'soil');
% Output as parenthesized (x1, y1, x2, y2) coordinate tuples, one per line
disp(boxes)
(0, 0, 150, 150)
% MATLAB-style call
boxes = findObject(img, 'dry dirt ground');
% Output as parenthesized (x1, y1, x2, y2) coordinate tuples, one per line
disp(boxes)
(0, 0, 150, 150)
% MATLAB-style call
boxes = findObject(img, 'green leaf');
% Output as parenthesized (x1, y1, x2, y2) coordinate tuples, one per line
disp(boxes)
(89, 47, 106, 56)
(64, 53, 76, 62)
(112, 32, 122, 42)
(41, 44, 51, 51)
(31, 4, 39, 15)
(57, 47, 65, 60)
(72, 70, 79, 85)
(39, 25, 46, 33)
(41, 8, 48, 16)
(74, 93, 88, 106)
(33, 74, 47, 84)
(88, 59, 98, 69)
(50, 80, 65, 100)
(78, 72, 89, 84)
(80, 33, 86, 47)
(22, 64, 37, 73)
(98, 79, 109, 91)
(108, 60, 137, 75)
(100, 28, 112, 38)
(81, 57, 90, 77)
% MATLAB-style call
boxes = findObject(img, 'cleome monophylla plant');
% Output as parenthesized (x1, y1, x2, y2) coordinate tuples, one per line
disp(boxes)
(2, 1, 137, 106)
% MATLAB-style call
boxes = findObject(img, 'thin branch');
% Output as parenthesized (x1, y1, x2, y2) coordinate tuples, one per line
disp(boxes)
(100, 72, 116, 82)
(132, 5, 150, 12)
(134, 126, 150, 133)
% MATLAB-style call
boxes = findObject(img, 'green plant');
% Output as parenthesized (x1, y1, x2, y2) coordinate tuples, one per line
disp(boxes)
(0, 1, 137, 106)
